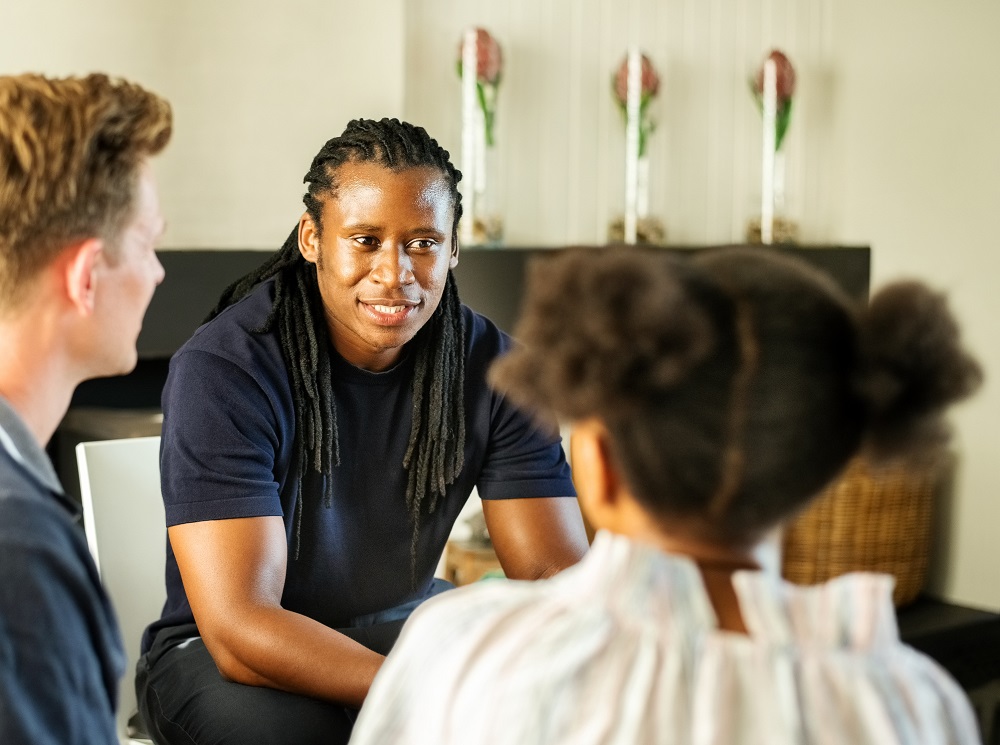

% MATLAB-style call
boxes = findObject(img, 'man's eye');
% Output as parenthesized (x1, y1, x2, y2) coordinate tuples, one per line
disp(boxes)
(354, 236, 378, 247)
(409, 239, 437, 250)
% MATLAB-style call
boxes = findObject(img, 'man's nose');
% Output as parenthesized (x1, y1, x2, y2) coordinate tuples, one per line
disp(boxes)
(371, 245, 415, 287)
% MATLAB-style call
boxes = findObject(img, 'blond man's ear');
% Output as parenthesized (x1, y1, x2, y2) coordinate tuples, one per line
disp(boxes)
(63, 238, 104, 315)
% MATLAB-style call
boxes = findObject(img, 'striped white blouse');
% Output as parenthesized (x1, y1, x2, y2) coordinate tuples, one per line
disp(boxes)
(350, 531, 980, 745)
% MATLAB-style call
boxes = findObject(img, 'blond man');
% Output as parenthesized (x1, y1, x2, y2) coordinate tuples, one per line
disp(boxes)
(0, 73, 171, 744)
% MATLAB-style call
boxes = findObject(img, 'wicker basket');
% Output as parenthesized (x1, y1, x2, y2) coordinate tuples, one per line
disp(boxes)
(781, 454, 949, 607)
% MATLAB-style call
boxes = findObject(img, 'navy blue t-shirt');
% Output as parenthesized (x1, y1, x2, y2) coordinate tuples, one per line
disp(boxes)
(144, 278, 575, 650)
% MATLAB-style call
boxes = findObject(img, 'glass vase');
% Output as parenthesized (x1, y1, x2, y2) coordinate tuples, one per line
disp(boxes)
(460, 101, 503, 247)
(746, 147, 798, 244)
(608, 154, 666, 244)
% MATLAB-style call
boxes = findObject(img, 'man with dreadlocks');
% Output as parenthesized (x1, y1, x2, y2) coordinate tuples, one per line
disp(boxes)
(135, 118, 588, 745)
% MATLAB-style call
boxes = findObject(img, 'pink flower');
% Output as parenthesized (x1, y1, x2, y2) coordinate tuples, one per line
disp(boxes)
(613, 53, 660, 106)
(612, 52, 660, 157)
(749, 49, 796, 151)
(457, 28, 503, 86)
(753, 49, 796, 103)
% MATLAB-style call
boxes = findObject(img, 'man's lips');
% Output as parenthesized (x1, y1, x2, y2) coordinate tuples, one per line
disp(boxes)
(360, 299, 419, 325)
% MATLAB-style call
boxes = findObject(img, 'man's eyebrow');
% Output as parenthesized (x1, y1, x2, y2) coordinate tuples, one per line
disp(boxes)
(341, 223, 445, 237)
(342, 223, 383, 232)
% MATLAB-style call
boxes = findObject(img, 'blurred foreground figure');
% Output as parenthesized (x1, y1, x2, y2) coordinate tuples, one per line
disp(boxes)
(352, 245, 984, 745)
(0, 73, 171, 744)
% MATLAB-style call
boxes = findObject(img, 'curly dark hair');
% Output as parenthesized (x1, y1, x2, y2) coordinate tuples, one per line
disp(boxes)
(489, 246, 982, 543)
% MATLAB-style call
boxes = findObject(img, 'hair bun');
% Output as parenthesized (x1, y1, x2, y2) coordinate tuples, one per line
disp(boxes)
(857, 281, 982, 458)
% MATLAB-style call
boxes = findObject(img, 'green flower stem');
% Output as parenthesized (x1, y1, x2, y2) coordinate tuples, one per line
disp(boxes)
(749, 80, 794, 152)
(775, 99, 793, 152)
(477, 82, 496, 147)
(618, 97, 655, 157)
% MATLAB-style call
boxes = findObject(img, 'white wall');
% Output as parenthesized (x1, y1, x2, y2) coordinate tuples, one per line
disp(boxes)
(405, 0, 836, 246)
(830, 1, 1000, 609)
(0, 1, 168, 86)
(154, 0, 406, 248)
(0, 0, 407, 249)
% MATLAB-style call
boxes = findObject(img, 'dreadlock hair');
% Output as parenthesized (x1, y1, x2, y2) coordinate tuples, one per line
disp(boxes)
(207, 118, 466, 567)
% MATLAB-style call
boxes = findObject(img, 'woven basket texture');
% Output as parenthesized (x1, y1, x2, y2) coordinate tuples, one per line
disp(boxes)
(781, 455, 947, 607)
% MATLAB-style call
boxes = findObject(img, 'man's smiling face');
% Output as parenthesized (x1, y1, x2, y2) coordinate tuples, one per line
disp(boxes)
(299, 160, 458, 372)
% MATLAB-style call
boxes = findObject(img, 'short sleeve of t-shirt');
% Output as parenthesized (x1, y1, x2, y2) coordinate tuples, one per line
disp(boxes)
(160, 345, 291, 528)
(475, 394, 574, 500)
(464, 310, 575, 501)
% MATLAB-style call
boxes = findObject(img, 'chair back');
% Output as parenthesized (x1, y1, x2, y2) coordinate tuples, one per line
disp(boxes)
(76, 436, 164, 743)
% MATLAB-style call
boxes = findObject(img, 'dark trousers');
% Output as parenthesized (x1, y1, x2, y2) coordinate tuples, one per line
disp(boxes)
(137, 582, 450, 745)
(137, 628, 358, 745)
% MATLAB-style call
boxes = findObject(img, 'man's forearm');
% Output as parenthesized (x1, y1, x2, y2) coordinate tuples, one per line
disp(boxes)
(483, 496, 589, 580)
(203, 605, 384, 709)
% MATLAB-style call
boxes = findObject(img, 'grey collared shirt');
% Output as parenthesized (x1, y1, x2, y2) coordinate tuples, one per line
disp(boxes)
(0, 395, 64, 498)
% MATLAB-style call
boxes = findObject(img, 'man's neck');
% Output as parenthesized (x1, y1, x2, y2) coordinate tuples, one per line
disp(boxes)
(0, 379, 74, 449)
(0, 319, 77, 447)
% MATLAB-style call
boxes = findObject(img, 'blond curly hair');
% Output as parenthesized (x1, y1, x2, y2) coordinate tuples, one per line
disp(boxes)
(0, 73, 172, 312)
